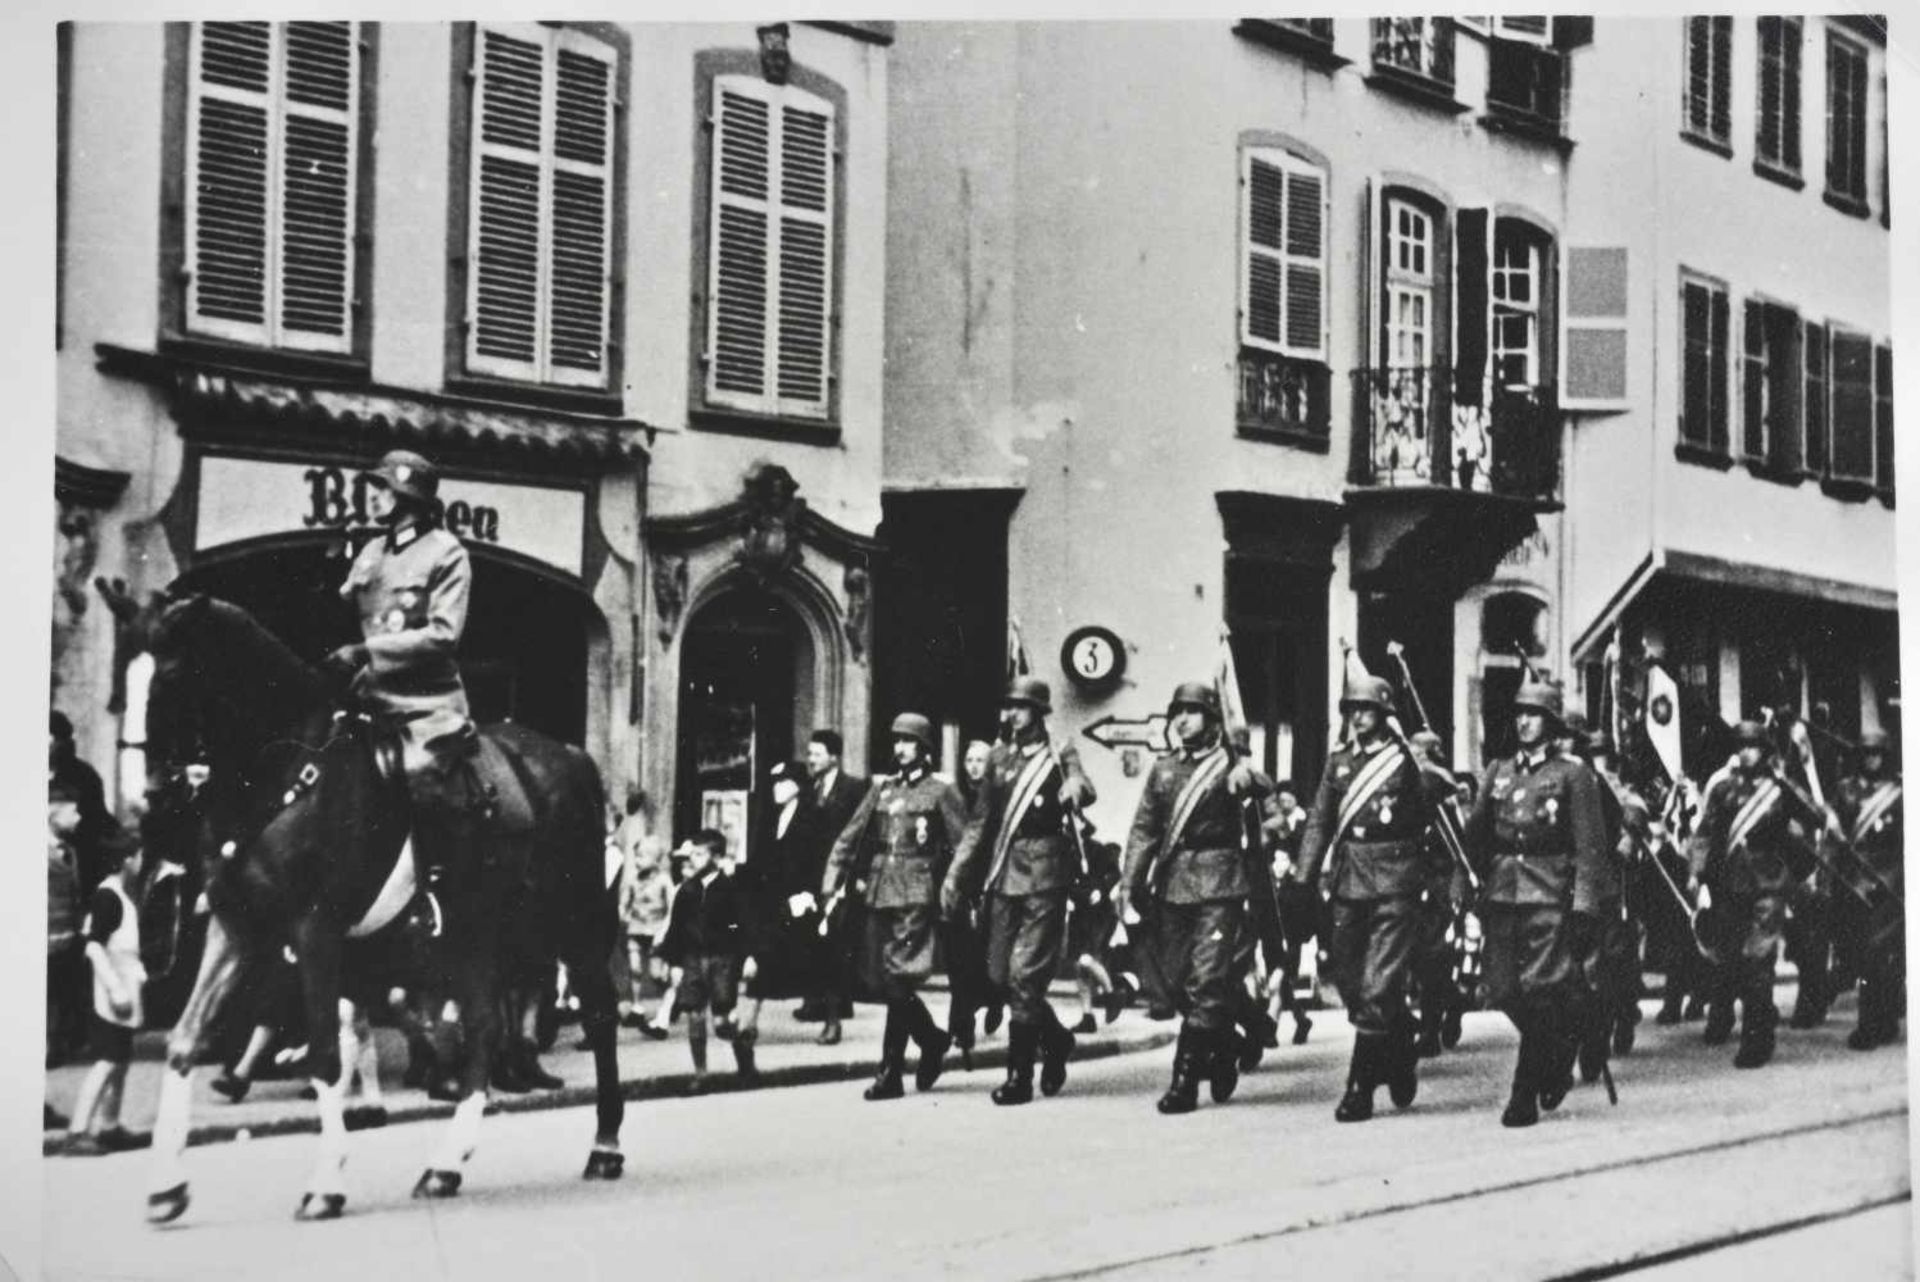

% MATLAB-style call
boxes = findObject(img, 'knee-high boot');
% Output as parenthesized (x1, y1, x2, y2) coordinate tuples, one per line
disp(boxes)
(1335, 1034, 1379, 1123)
(993, 1022, 1038, 1105)
(864, 1002, 909, 1100)
(1156, 1025, 1202, 1115)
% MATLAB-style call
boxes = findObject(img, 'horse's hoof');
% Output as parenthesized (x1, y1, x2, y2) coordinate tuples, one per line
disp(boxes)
(295, 1192, 347, 1221)
(146, 1183, 190, 1225)
(581, 1149, 625, 1181)
(411, 1169, 462, 1199)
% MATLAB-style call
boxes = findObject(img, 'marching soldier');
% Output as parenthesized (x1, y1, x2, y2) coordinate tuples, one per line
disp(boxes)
(1570, 731, 1651, 1076)
(942, 678, 1097, 1105)
(1685, 720, 1824, 1070)
(1292, 674, 1454, 1122)
(823, 713, 972, 1100)
(1462, 679, 1610, 1129)
(1115, 683, 1273, 1115)
(1829, 729, 1904, 1051)
(327, 449, 487, 938)
(1406, 730, 1468, 1059)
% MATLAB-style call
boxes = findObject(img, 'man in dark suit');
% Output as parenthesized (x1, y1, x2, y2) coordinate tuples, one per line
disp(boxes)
(801, 729, 868, 1042)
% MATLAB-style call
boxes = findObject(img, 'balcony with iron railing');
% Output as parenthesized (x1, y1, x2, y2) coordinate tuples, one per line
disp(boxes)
(1345, 365, 1562, 591)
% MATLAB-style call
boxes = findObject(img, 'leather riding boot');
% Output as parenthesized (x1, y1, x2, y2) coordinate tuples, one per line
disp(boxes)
(864, 1004, 909, 1100)
(907, 996, 952, 1092)
(1733, 988, 1777, 1069)
(1206, 1027, 1240, 1105)
(1536, 1006, 1575, 1112)
(1156, 1027, 1201, 1115)
(1038, 1007, 1075, 1098)
(1502, 1028, 1540, 1129)
(1385, 1019, 1419, 1109)
(992, 1023, 1038, 1106)
(1335, 1036, 1377, 1123)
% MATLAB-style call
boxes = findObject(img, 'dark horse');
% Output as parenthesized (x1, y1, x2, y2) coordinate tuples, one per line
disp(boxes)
(106, 585, 626, 1224)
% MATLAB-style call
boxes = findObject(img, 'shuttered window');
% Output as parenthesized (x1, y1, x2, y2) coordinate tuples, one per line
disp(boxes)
(1803, 321, 1828, 475)
(465, 24, 617, 389)
(186, 21, 359, 353)
(1755, 16, 1802, 174)
(1740, 298, 1801, 474)
(704, 74, 836, 421)
(1828, 329, 1874, 482)
(1561, 247, 1628, 408)
(1240, 148, 1327, 362)
(1683, 17, 1732, 147)
(1825, 30, 1869, 206)
(1873, 342, 1893, 499)
(1680, 274, 1730, 456)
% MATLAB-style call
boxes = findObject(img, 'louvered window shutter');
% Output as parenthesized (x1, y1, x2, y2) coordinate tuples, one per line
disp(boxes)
(1709, 287, 1730, 453)
(1561, 247, 1628, 408)
(1783, 19, 1801, 171)
(1742, 298, 1767, 463)
(468, 24, 615, 388)
(278, 22, 357, 351)
(706, 75, 836, 419)
(1873, 343, 1893, 497)
(1240, 149, 1326, 363)
(1829, 330, 1873, 481)
(1803, 321, 1829, 475)
(1453, 207, 1489, 408)
(1709, 18, 1732, 141)
(187, 22, 359, 353)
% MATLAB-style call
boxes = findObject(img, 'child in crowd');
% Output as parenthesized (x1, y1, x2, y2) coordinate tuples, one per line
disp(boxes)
(65, 827, 147, 1155)
(654, 830, 751, 1082)
(622, 836, 675, 1040)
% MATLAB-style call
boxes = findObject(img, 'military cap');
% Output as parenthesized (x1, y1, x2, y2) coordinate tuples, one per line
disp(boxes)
(368, 450, 440, 505)
(889, 711, 936, 749)
(1166, 682, 1220, 720)
(1513, 678, 1564, 721)
(1004, 676, 1053, 715)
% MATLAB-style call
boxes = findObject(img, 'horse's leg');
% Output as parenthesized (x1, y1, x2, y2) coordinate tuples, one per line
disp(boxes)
(566, 935, 626, 1179)
(147, 915, 249, 1225)
(289, 925, 349, 1221)
(415, 946, 499, 1199)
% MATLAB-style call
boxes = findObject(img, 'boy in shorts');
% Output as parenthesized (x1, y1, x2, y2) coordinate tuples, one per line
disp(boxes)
(656, 830, 748, 1082)
(65, 828, 146, 1155)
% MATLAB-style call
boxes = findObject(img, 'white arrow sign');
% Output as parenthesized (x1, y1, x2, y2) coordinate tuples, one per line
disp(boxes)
(1083, 714, 1170, 753)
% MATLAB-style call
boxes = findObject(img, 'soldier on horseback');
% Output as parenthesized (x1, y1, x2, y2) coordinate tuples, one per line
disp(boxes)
(326, 449, 488, 938)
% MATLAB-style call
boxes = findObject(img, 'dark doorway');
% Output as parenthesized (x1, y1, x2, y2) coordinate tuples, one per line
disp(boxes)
(1226, 557, 1330, 791)
(1357, 590, 1455, 749)
(676, 586, 807, 865)
(175, 538, 592, 746)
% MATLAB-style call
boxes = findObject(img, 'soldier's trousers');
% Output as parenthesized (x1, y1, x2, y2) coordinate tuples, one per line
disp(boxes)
(1411, 893, 1458, 1015)
(1140, 900, 1247, 1033)
(1726, 891, 1788, 1026)
(1480, 903, 1579, 1013)
(862, 906, 938, 1002)
(1787, 882, 1833, 1014)
(1326, 895, 1422, 1036)
(986, 891, 1068, 1025)
(1592, 913, 1644, 1026)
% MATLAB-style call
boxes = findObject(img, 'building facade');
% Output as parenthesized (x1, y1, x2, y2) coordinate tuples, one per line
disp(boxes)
(1557, 16, 1896, 777)
(881, 18, 1594, 831)
(55, 20, 894, 858)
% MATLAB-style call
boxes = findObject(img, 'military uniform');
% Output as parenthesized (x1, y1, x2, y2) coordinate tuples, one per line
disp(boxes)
(946, 681, 1095, 1104)
(1121, 683, 1271, 1114)
(340, 522, 473, 771)
(824, 717, 971, 1099)
(1829, 744, 1903, 1050)
(1686, 727, 1821, 1068)
(1295, 702, 1452, 1120)
(1463, 684, 1609, 1128)
(1591, 766, 1650, 1060)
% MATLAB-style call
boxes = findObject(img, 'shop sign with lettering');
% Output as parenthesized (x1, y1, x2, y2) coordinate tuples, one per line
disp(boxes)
(195, 454, 586, 577)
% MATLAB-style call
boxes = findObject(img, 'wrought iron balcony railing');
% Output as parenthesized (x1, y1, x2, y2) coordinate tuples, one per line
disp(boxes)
(1237, 348, 1331, 443)
(1349, 366, 1561, 501)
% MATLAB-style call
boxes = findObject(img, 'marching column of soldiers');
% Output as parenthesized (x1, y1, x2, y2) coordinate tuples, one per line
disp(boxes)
(826, 653, 1903, 1126)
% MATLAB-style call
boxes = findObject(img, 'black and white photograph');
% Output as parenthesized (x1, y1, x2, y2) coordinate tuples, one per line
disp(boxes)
(27, 8, 1916, 1279)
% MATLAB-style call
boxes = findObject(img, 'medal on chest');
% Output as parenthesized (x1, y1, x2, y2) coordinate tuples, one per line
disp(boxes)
(1544, 797, 1559, 823)
(1377, 799, 1394, 826)
(380, 608, 407, 634)
(915, 816, 930, 846)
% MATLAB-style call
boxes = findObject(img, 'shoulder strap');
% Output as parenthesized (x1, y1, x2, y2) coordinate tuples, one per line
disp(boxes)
(985, 747, 1062, 887)
(1164, 747, 1231, 853)
(1852, 780, 1902, 843)
(1727, 778, 1782, 850)
(1328, 743, 1411, 850)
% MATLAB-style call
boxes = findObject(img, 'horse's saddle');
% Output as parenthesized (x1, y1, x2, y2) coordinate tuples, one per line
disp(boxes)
(359, 713, 534, 835)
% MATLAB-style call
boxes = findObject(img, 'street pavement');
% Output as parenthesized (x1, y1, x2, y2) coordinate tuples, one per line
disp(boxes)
(41, 982, 1911, 1281)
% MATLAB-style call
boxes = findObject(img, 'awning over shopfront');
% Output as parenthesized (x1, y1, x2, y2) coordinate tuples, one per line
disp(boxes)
(1570, 546, 1899, 665)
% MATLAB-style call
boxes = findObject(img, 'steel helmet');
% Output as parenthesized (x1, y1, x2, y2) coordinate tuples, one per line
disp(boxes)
(1166, 682, 1220, 721)
(369, 450, 440, 506)
(889, 712, 936, 750)
(1730, 719, 1771, 749)
(1340, 675, 1396, 713)
(1513, 679, 1563, 722)
(1004, 676, 1053, 715)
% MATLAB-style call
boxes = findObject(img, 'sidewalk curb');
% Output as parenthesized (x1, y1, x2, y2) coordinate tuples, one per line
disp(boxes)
(43, 1027, 1178, 1157)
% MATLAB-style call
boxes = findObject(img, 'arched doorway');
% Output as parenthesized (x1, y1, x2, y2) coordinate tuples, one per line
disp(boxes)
(172, 537, 593, 746)
(675, 584, 816, 866)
